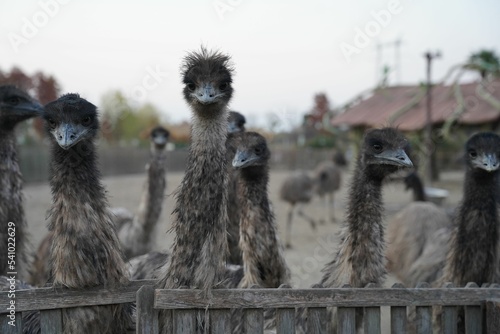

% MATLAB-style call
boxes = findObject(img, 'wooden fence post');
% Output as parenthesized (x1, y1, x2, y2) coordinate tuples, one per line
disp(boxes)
(136, 285, 158, 334)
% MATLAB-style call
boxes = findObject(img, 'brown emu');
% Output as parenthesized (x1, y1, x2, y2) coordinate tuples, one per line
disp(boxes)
(0, 85, 42, 280)
(442, 132, 500, 286)
(232, 131, 290, 288)
(115, 125, 170, 259)
(319, 128, 413, 331)
(429, 133, 500, 333)
(314, 159, 342, 223)
(30, 126, 170, 286)
(322, 127, 413, 286)
(280, 171, 317, 248)
(44, 94, 132, 333)
(156, 47, 233, 332)
(385, 172, 451, 287)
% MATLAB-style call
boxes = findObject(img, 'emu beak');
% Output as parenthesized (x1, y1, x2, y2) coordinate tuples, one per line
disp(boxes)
(53, 123, 87, 150)
(153, 135, 168, 146)
(194, 84, 216, 104)
(17, 100, 44, 115)
(477, 153, 499, 172)
(232, 150, 258, 169)
(376, 149, 413, 168)
(227, 122, 241, 134)
(2, 100, 43, 122)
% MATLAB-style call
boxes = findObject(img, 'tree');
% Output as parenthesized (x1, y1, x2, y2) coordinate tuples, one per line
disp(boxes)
(0, 67, 62, 139)
(100, 90, 162, 145)
(466, 49, 500, 79)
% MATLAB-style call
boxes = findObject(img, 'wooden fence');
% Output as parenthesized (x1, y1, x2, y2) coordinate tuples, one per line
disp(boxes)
(1, 281, 500, 333)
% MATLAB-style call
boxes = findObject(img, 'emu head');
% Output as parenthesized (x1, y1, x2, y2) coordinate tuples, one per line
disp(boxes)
(150, 125, 170, 150)
(44, 93, 99, 150)
(465, 132, 500, 173)
(232, 132, 270, 169)
(361, 128, 413, 180)
(181, 47, 234, 116)
(0, 85, 43, 132)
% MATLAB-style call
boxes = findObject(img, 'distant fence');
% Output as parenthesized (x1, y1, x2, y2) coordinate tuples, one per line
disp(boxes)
(1, 281, 500, 333)
(19, 145, 337, 184)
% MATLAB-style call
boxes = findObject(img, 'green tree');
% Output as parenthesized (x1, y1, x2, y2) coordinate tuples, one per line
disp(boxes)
(100, 90, 162, 145)
(466, 49, 500, 79)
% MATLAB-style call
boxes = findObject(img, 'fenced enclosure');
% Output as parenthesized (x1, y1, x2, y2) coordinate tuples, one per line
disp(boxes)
(18, 145, 337, 183)
(1, 281, 500, 333)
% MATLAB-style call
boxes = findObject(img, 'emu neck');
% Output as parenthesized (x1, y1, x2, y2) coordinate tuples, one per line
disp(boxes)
(134, 149, 167, 245)
(0, 132, 27, 278)
(321, 162, 386, 288)
(238, 165, 290, 288)
(240, 165, 269, 189)
(412, 179, 426, 202)
(447, 168, 499, 286)
(49, 140, 127, 288)
(160, 111, 229, 290)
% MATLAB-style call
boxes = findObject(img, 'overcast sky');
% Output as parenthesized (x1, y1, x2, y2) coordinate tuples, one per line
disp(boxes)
(1, 0, 499, 129)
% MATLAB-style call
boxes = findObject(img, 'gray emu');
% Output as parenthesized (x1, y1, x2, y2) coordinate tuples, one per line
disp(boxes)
(44, 94, 132, 333)
(156, 47, 233, 333)
(115, 125, 170, 259)
(314, 159, 342, 223)
(280, 171, 317, 248)
(319, 128, 412, 331)
(442, 132, 500, 286)
(0, 85, 42, 280)
(232, 131, 290, 288)
(30, 126, 170, 286)
(385, 172, 451, 287)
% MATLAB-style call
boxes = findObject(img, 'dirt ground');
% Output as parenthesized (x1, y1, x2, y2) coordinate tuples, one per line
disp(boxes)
(23, 167, 464, 288)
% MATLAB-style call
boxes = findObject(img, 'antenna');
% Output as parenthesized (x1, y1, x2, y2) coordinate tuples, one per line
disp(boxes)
(375, 38, 403, 86)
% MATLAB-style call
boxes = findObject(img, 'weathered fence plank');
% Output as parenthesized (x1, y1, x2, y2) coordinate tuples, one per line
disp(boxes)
(276, 308, 295, 334)
(307, 307, 327, 334)
(486, 299, 500, 334)
(442, 305, 458, 334)
(465, 282, 482, 334)
(209, 309, 231, 334)
(40, 309, 62, 334)
(154, 287, 500, 309)
(243, 308, 263, 334)
(173, 310, 197, 334)
(0, 314, 21, 334)
(465, 305, 482, 334)
(364, 307, 381, 334)
(441, 283, 458, 334)
(136, 285, 158, 334)
(390, 306, 407, 334)
(0, 280, 155, 313)
(337, 307, 356, 334)
(415, 306, 432, 334)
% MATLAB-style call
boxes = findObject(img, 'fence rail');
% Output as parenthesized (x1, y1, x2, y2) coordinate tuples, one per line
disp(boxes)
(1, 281, 500, 333)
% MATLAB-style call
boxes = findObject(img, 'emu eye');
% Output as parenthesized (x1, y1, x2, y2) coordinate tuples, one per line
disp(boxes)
(6, 96, 20, 105)
(373, 144, 383, 152)
(82, 116, 92, 126)
(469, 150, 477, 159)
(219, 82, 229, 91)
(186, 83, 196, 91)
(47, 118, 57, 128)
(255, 147, 262, 155)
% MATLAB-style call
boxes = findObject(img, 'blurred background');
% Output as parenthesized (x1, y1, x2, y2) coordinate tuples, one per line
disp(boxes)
(1, 0, 499, 182)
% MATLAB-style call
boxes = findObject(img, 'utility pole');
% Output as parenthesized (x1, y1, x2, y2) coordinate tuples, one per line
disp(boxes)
(424, 51, 441, 185)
